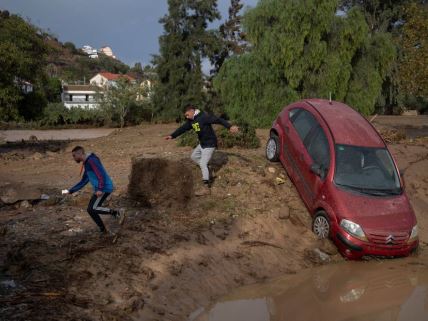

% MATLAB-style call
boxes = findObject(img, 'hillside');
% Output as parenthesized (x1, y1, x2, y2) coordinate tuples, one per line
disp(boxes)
(44, 37, 132, 82)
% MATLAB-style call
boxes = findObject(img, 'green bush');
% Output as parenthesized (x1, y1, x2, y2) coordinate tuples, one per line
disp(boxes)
(41, 102, 104, 126)
(177, 120, 260, 149)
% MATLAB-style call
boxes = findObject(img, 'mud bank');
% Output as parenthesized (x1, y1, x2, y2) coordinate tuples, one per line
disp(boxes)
(0, 124, 427, 321)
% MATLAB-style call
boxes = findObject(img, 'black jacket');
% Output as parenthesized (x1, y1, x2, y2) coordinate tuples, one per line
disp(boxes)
(171, 111, 231, 148)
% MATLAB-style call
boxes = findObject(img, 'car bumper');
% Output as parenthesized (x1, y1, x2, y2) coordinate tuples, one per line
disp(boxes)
(333, 230, 419, 259)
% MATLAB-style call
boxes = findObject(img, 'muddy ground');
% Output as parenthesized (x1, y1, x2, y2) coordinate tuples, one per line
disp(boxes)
(0, 120, 427, 321)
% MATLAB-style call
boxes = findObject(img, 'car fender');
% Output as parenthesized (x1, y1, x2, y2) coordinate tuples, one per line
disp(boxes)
(313, 200, 339, 228)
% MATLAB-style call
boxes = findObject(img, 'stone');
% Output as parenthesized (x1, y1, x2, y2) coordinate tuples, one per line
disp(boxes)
(19, 200, 32, 209)
(267, 167, 276, 174)
(0, 185, 42, 204)
(305, 248, 331, 265)
(31, 152, 43, 160)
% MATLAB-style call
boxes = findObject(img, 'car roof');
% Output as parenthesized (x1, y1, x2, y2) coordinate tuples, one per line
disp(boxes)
(302, 99, 385, 148)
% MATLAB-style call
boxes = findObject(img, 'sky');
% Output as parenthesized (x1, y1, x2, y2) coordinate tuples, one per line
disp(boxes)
(0, 0, 259, 67)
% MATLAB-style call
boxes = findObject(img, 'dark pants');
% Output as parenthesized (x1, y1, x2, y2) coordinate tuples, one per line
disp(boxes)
(87, 192, 116, 232)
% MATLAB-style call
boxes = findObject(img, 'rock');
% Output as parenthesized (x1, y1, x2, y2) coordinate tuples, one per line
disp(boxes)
(305, 248, 331, 265)
(0, 185, 43, 204)
(19, 200, 32, 209)
(31, 152, 43, 160)
(317, 239, 338, 255)
(267, 167, 276, 174)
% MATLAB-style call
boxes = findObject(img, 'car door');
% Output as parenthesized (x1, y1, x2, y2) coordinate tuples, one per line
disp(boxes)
(300, 125, 331, 209)
(284, 108, 319, 205)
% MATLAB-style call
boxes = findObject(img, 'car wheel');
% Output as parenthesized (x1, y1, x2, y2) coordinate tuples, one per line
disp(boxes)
(266, 135, 280, 162)
(313, 211, 330, 239)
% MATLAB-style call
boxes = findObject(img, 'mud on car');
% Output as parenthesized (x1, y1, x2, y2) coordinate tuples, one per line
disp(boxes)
(266, 99, 418, 259)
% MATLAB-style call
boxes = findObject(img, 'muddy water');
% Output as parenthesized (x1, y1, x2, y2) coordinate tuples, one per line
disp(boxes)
(190, 259, 428, 321)
(0, 128, 115, 142)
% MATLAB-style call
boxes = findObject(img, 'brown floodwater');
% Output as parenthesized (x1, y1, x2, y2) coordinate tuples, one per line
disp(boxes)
(190, 259, 428, 321)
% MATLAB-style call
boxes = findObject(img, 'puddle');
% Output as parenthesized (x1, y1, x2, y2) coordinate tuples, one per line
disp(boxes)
(190, 260, 428, 321)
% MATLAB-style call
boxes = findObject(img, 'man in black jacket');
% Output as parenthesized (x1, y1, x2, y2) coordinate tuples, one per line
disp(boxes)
(165, 104, 238, 196)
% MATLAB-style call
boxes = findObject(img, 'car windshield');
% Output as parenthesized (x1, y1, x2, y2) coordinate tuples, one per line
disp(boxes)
(334, 144, 402, 195)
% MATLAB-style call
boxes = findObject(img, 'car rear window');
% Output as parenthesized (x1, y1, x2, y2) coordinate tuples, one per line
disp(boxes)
(306, 126, 330, 169)
(290, 109, 318, 142)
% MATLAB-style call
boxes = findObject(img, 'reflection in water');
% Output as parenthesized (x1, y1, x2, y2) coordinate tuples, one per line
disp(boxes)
(190, 261, 428, 321)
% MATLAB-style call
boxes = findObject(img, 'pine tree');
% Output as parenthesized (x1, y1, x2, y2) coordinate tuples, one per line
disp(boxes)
(152, 0, 220, 121)
(211, 0, 248, 74)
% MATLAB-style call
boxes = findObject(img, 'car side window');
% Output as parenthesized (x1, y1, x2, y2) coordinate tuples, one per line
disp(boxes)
(290, 109, 318, 142)
(307, 126, 330, 169)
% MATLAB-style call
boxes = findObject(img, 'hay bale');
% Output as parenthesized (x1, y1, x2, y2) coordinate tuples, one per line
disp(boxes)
(128, 157, 194, 208)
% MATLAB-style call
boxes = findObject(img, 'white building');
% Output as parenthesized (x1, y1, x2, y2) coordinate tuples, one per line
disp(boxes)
(100, 46, 116, 59)
(61, 85, 101, 109)
(82, 45, 98, 59)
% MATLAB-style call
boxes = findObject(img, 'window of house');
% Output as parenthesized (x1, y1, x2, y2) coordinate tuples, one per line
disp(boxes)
(85, 95, 89, 102)
(290, 109, 318, 142)
(69, 94, 73, 101)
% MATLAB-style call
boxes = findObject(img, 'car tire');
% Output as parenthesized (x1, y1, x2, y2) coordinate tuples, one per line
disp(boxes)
(312, 211, 330, 239)
(266, 135, 280, 162)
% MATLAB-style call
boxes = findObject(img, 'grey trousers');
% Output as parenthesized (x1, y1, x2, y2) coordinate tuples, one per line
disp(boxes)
(191, 144, 215, 181)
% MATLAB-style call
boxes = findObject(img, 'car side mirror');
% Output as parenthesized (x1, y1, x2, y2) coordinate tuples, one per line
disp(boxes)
(311, 163, 327, 180)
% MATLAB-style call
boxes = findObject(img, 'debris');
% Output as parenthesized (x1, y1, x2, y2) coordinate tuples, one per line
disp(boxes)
(275, 177, 286, 185)
(379, 128, 406, 143)
(267, 167, 276, 174)
(242, 240, 283, 249)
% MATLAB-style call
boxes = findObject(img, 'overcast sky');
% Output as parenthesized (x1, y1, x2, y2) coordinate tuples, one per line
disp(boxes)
(0, 0, 258, 67)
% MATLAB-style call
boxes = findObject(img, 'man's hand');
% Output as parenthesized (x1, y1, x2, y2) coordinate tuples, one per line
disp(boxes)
(164, 135, 173, 140)
(229, 125, 239, 134)
(61, 189, 70, 195)
(95, 191, 103, 197)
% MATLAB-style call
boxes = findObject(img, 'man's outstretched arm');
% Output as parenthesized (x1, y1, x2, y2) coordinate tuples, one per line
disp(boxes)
(68, 171, 89, 194)
(207, 115, 239, 133)
(165, 121, 192, 140)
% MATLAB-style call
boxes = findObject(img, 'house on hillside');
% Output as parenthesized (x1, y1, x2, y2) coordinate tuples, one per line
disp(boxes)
(61, 84, 101, 109)
(90, 72, 136, 87)
(82, 45, 98, 59)
(100, 46, 116, 59)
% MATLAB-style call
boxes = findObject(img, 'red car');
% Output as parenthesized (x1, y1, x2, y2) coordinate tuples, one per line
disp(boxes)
(266, 99, 418, 259)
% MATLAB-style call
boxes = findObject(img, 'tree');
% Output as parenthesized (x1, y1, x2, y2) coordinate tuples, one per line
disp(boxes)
(214, 0, 396, 127)
(0, 10, 48, 121)
(100, 78, 145, 128)
(397, 2, 428, 98)
(210, 0, 248, 74)
(339, 0, 410, 33)
(152, 0, 220, 121)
